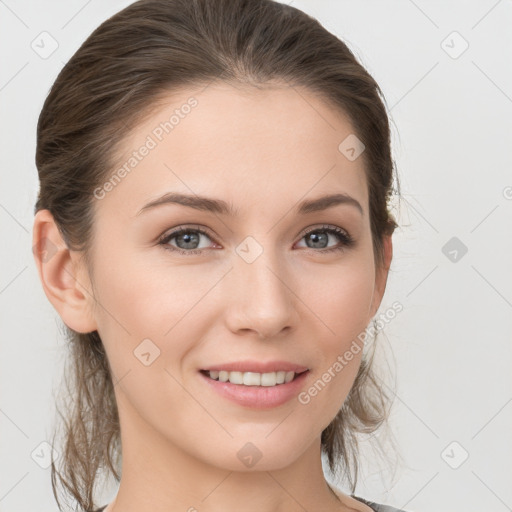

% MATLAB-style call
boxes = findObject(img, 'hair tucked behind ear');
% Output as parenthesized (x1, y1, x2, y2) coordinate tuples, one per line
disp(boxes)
(34, 0, 401, 509)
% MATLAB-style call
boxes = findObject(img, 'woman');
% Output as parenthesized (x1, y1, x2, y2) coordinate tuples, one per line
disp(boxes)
(32, 0, 405, 510)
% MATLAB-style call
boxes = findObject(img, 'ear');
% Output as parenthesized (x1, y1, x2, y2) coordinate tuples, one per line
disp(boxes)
(32, 209, 98, 334)
(368, 234, 393, 318)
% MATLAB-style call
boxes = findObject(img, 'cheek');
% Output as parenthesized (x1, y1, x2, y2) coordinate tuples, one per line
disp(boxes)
(89, 251, 220, 442)
(91, 244, 216, 338)
(293, 260, 375, 421)
(89, 245, 229, 388)
(297, 254, 376, 349)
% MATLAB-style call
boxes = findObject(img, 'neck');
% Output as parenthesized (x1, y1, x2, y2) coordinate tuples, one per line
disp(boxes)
(105, 391, 350, 512)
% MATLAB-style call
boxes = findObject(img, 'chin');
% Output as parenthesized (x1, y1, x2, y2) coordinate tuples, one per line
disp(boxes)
(202, 433, 312, 473)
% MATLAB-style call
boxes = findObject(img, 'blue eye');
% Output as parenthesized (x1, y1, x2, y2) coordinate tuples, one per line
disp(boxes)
(298, 225, 355, 253)
(158, 224, 355, 255)
(158, 225, 215, 255)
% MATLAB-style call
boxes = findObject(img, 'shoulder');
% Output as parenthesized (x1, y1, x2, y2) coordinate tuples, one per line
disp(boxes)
(351, 494, 410, 512)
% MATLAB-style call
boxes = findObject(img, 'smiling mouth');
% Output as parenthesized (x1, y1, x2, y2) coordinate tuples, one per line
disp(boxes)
(200, 369, 308, 387)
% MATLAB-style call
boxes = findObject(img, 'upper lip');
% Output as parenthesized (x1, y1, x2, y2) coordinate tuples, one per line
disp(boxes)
(201, 361, 309, 373)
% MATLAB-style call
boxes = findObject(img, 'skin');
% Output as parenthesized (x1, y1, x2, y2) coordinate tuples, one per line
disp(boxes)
(33, 82, 392, 512)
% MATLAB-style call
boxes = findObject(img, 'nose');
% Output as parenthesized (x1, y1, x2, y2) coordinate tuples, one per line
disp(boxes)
(223, 248, 300, 340)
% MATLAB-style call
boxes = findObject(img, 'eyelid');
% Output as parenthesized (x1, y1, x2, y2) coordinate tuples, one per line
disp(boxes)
(157, 224, 218, 246)
(297, 224, 350, 239)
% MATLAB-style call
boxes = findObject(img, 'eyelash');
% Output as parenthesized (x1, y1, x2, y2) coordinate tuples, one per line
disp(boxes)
(157, 224, 355, 256)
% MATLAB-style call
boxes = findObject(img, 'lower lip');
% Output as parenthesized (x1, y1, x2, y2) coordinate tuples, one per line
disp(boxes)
(199, 370, 309, 409)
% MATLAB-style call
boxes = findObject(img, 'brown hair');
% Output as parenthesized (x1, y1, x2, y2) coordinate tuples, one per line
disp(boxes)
(34, 0, 401, 510)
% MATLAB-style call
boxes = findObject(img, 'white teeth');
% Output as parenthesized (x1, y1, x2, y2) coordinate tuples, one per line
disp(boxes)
(243, 372, 261, 386)
(230, 371, 243, 385)
(260, 372, 276, 386)
(207, 370, 303, 386)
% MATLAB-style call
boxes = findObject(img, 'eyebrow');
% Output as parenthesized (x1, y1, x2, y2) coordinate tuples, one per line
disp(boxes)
(136, 191, 363, 217)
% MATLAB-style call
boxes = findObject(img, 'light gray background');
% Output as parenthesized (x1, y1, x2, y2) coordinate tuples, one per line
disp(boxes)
(1, 1, 511, 511)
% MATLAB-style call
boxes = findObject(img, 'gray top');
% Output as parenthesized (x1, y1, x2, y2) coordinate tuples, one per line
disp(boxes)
(352, 494, 408, 511)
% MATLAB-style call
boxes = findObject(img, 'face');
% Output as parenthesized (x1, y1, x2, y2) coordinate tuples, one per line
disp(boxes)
(76, 82, 390, 472)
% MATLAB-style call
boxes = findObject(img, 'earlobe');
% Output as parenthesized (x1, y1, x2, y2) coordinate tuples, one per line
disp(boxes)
(32, 209, 97, 334)
(369, 234, 393, 319)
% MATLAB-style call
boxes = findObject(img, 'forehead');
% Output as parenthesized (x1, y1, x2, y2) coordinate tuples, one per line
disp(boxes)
(98, 82, 369, 219)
